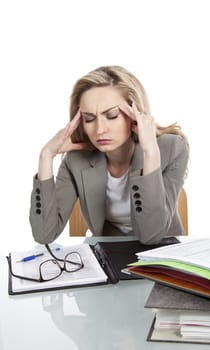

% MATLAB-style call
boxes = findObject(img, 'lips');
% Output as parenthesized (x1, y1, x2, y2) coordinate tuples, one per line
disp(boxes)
(96, 139, 112, 145)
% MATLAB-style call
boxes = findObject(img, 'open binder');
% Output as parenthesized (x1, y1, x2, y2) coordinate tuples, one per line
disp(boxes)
(7, 237, 178, 295)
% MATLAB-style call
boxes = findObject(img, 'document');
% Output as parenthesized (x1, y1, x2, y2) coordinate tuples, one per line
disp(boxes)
(146, 283, 210, 344)
(8, 244, 108, 294)
(148, 311, 210, 344)
(136, 238, 210, 269)
(127, 238, 210, 298)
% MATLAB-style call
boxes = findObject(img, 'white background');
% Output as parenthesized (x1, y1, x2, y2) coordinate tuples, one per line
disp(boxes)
(0, 0, 209, 250)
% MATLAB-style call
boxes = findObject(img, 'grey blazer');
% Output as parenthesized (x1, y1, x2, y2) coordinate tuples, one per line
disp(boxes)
(30, 134, 189, 244)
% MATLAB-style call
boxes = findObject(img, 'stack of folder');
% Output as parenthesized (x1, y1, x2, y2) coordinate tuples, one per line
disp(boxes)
(145, 283, 210, 344)
(127, 238, 210, 298)
(125, 237, 210, 344)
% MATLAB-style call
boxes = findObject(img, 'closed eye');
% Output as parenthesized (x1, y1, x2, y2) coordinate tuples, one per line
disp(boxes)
(107, 114, 119, 120)
(82, 113, 96, 123)
(106, 107, 120, 120)
(81, 107, 120, 123)
(106, 113, 119, 120)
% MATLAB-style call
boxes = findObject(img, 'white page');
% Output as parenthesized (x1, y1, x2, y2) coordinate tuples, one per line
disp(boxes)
(181, 325, 210, 339)
(180, 312, 210, 326)
(10, 243, 108, 293)
(136, 239, 210, 269)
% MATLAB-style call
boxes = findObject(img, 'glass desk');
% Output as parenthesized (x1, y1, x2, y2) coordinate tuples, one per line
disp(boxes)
(0, 237, 208, 349)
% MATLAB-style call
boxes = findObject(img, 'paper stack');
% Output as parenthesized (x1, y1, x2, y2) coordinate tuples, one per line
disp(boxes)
(127, 238, 210, 298)
(145, 283, 210, 344)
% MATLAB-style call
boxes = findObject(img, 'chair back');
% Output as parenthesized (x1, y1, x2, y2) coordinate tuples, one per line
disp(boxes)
(178, 187, 188, 235)
(69, 200, 88, 236)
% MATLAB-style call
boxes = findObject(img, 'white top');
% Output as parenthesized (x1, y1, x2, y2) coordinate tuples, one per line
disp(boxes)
(105, 169, 132, 234)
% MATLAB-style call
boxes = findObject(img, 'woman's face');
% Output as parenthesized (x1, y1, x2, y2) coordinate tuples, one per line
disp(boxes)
(80, 86, 132, 152)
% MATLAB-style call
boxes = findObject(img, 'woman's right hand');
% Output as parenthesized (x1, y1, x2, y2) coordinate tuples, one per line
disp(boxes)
(38, 110, 87, 180)
(40, 110, 87, 159)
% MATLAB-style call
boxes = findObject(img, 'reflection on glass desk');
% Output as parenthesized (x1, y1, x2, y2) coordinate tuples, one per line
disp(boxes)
(0, 237, 209, 350)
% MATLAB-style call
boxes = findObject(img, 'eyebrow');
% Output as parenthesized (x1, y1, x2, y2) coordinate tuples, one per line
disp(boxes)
(81, 105, 119, 116)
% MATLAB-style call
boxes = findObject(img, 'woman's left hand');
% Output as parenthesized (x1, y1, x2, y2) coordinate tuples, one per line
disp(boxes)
(119, 102, 158, 156)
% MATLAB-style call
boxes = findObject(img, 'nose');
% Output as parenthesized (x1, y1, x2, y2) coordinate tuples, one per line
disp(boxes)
(96, 117, 108, 134)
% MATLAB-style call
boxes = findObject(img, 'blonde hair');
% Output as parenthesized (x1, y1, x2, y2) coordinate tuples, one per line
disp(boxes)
(70, 65, 188, 148)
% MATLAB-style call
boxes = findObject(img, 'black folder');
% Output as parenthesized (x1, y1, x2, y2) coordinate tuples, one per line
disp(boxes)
(91, 236, 179, 282)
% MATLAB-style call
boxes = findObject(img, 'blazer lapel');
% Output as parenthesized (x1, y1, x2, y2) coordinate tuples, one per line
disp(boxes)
(82, 153, 107, 234)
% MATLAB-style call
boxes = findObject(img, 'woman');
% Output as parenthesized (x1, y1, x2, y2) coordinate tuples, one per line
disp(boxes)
(30, 65, 189, 244)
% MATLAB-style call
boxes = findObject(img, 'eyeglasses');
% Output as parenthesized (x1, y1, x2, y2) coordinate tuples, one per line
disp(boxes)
(6, 244, 84, 283)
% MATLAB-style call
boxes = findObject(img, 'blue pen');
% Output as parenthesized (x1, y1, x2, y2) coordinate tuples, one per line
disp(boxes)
(16, 247, 61, 263)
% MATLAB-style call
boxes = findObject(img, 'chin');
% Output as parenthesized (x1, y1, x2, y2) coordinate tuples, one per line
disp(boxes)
(96, 145, 122, 153)
(95, 144, 117, 152)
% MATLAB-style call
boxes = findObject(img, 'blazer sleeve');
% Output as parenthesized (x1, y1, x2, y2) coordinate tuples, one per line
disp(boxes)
(29, 157, 78, 244)
(130, 135, 189, 244)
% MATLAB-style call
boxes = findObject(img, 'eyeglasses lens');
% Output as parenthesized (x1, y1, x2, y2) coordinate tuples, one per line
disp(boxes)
(40, 260, 61, 281)
(65, 253, 82, 272)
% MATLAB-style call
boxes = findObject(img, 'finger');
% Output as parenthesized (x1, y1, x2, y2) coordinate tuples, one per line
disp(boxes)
(119, 103, 136, 121)
(61, 142, 88, 153)
(63, 122, 72, 137)
(69, 109, 82, 133)
(132, 101, 140, 115)
(132, 102, 148, 124)
(64, 111, 82, 137)
(71, 142, 88, 151)
(71, 109, 81, 125)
